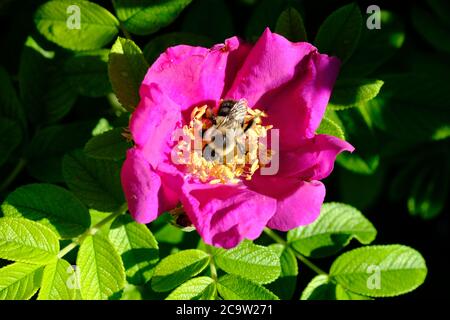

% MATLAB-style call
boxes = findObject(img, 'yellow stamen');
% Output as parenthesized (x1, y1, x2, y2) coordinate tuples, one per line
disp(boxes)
(175, 104, 273, 184)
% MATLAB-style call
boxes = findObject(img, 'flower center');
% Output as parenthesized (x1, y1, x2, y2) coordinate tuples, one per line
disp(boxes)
(174, 101, 274, 184)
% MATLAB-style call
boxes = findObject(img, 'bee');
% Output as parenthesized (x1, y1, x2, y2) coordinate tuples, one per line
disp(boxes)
(203, 99, 254, 160)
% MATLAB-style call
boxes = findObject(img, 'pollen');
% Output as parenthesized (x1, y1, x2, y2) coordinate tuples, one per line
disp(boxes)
(174, 103, 274, 184)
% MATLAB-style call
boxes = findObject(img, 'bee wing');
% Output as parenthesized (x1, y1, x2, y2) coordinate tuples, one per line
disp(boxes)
(228, 99, 248, 124)
(217, 99, 247, 130)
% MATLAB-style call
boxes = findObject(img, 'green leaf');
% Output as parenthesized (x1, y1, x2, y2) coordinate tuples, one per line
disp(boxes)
(214, 240, 281, 284)
(266, 244, 298, 300)
(114, 0, 192, 35)
(301, 275, 371, 300)
(0, 262, 44, 300)
(314, 3, 362, 63)
(38, 258, 78, 300)
(365, 74, 450, 143)
(328, 79, 384, 110)
(77, 234, 125, 300)
(316, 116, 345, 140)
(62, 150, 125, 212)
(246, 0, 295, 42)
(151, 249, 210, 292)
(406, 155, 449, 219)
(341, 11, 405, 78)
(426, 0, 450, 28)
(181, 0, 234, 42)
(2, 183, 91, 239)
(63, 50, 112, 97)
(0, 118, 22, 167)
(19, 36, 77, 124)
(109, 215, 159, 285)
(84, 128, 131, 161)
(330, 245, 427, 297)
(108, 37, 149, 111)
(25, 122, 94, 183)
(0, 217, 60, 264)
(0, 66, 25, 128)
(166, 276, 216, 300)
(287, 203, 376, 258)
(411, 5, 450, 54)
(338, 166, 385, 210)
(217, 274, 279, 300)
(34, 0, 119, 51)
(333, 107, 380, 175)
(275, 7, 307, 42)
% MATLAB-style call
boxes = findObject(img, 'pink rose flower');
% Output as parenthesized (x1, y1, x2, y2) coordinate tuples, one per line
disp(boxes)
(121, 28, 354, 248)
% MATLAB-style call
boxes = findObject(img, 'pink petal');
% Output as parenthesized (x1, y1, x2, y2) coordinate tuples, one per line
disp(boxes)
(142, 37, 252, 112)
(277, 134, 354, 180)
(130, 83, 182, 170)
(121, 148, 162, 224)
(267, 179, 325, 231)
(247, 175, 326, 231)
(226, 28, 340, 148)
(180, 182, 277, 248)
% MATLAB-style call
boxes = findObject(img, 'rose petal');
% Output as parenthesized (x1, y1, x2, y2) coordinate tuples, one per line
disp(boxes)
(246, 175, 325, 231)
(267, 179, 325, 231)
(142, 37, 251, 111)
(180, 181, 277, 248)
(226, 28, 340, 148)
(130, 83, 182, 169)
(277, 134, 354, 180)
(121, 148, 162, 224)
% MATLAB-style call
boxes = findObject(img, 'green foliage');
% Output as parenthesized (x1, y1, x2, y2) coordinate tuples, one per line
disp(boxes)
(275, 7, 307, 42)
(63, 50, 112, 97)
(166, 276, 216, 300)
(332, 108, 380, 175)
(328, 78, 384, 110)
(0, 263, 44, 300)
(287, 203, 376, 258)
(217, 274, 279, 300)
(411, 4, 450, 54)
(301, 275, 370, 300)
(266, 244, 298, 300)
(0, 217, 59, 264)
(25, 122, 94, 183)
(316, 117, 345, 140)
(0, 0, 438, 302)
(108, 37, 149, 111)
(114, 0, 192, 35)
(330, 245, 427, 297)
(109, 215, 159, 285)
(1, 183, 90, 239)
(77, 234, 125, 300)
(181, 0, 233, 42)
(38, 259, 78, 300)
(214, 240, 281, 284)
(84, 128, 131, 161)
(315, 3, 362, 63)
(341, 11, 405, 78)
(152, 249, 210, 292)
(0, 118, 22, 167)
(19, 36, 77, 125)
(35, 0, 119, 51)
(63, 150, 124, 212)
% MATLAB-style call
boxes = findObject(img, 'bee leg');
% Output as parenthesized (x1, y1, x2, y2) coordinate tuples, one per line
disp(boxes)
(243, 118, 255, 133)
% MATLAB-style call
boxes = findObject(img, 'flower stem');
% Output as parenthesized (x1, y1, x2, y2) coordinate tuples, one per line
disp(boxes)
(206, 246, 218, 282)
(58, 203, 128, 259)
(0, 158, 27, 192)
(263, 227, 327, 275)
